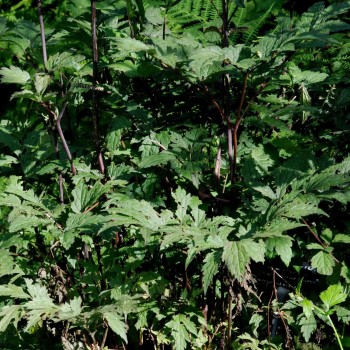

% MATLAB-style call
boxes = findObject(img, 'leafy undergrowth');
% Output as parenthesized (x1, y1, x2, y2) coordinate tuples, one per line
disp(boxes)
(0, 0, 350, 349)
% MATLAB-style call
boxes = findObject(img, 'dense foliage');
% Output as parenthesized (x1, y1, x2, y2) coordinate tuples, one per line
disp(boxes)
(0, 0, 350, 349)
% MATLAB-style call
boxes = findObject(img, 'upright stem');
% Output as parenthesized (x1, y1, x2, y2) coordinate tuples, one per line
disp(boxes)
(37, 0, 65, 203)
(91, 0, 105, 175)
(37, 0, 47, 66)
(57, 103, 77, 175)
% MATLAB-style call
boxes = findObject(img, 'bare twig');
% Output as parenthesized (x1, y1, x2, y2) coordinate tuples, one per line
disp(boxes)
(214, 146, 222, 192)
(302, 218, 339, 263)
(100, 324, 109, 350)
(83, 201, 100, 214)
(56, 103, 77, 175)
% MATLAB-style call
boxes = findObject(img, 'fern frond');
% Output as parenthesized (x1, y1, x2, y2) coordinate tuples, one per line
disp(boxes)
(166, 0, 223, 35)
(242, 3, 275, 45)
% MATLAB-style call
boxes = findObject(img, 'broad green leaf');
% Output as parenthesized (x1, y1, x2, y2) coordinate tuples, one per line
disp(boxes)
(257, 218, 303, 238)
(34, 73, 51, 94)
(71, 180, 110, 213)
(104, 312, 128, 343)
(166, 315, 191, 350)
(253, 185, 277, 199)
(9, 215, 51, 233)
(0, 66, 30, 84)
(65, 212, 106, 232)
(222, 241, 250, 281)
(0, 305, 22, 332)
(138, 151, 176, 168)
(249, 314, 263, 338)
(320, 284, 347, 311)
(311, 251, 335, 275)
(306, 243, 324, 250)
(269, 236, 293, 266)
(289, 64, 328, 85)
(299, 314, 317, 342)
(57, 297, 82, 320)
(333, 234, 350, 244)
(302, 299, 314, 319)
(251, 145, 274, 173)
(281, 199, 327, 219)
(172, 187, 191, 223)
(241, 239, 265, 263)
(0, 284, 29, 299)
(114, 37, 154, 53)
(178, 314, 197, 335)
(202, 251, 220, 293)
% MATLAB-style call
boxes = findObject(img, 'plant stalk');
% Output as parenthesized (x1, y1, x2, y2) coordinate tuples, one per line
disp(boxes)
(91, 0, 105, 175)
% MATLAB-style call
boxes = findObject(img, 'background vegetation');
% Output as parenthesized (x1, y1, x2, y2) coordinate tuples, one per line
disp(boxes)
(0, 0, 350, 349)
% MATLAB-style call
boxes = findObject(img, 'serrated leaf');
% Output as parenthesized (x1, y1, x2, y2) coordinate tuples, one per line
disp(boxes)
(257, 218, 303, 238)
(320, 284, 347, 311)
(270, 236, 293, 266)
(65, 212, 106, 232)
(242, 239, 265, 263)
(222, 241, 250, 281)
(333, 234, 350, 244)
(307, 243, 324, 250)
(57, 297, 82, 320)
(104, 312, 128, 343)
(71, 180, 110, 213)
(251, 145, 274, 173)
(311, 251, 334, 275)
(9, 215, 51, 233)
(299, 314, 317, 342)
(138, 151, 176, 168)
(0, 284, 29, 299)
(0, 305, 22, 332)
(114, 37, 154, 53)
(202, 251, 220, 293)
(166, 315, 190, 350)
(281, 199, 327, 219)
(34, 73, 51, 94)
(302, 299, 314, 319)
(0, 66, 30, 84)
(253, 185, 277, 199)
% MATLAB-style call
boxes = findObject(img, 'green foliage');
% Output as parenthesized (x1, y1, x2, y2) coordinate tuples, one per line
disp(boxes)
(0, 0, 350, 349)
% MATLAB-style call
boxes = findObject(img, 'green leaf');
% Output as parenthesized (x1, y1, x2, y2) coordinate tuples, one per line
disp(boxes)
(166, 315, 191, 350)
(71, 180, 110, 213)
(320, 284, 347, 311)
(202, 251, 220, 293)
(138, 151, 176, 168)
(311, 251, 335, 275)
(241, 239, 265, 263)
(302, 299, 314, 319)
(269, 236, 293, 266)
(253, 185, 277, 199)
(222, 241, 250, 281)
(0, 66, 30, 84)
(57, 297, 82, 321)
(307, 243, 324, 250)
(34, 73, 51, 94)
(9, 215, 51, 233)
(333, 234, 350, 244)
(0, 284, 29, 299)
(104, 312, 128, 343)
(299, 314, 317, 342)
(251, 145, 274, 173)
(0, 305, 22, 332)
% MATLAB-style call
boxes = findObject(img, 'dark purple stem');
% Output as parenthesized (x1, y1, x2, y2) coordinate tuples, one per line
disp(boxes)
(57, 103, 77, 175)
(91, 0, 105, 175)
(37, 0, 47, 66)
